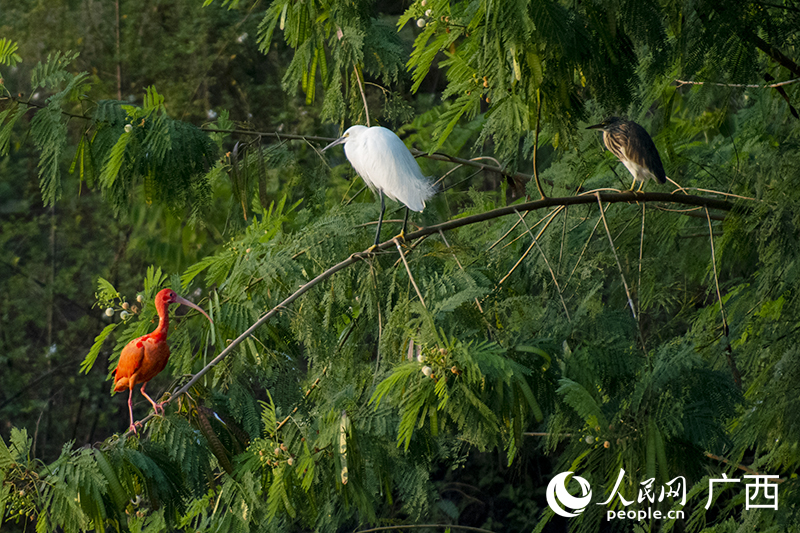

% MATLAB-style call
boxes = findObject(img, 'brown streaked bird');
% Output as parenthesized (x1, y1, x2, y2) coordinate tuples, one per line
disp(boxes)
(587, 117, 667, 192)
(113, 288, 212, 434)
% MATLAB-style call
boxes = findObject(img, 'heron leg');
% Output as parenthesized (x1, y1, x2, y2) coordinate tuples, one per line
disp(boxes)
(372, 190, 386, 249)
(636, 180, 646, 193)
(139, 383, 164, 415)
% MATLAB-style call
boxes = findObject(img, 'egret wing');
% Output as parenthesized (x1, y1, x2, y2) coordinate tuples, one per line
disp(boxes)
(350, 127, 434, 212)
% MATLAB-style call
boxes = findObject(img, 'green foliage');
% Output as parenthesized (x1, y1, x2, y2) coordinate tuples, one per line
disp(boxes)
(0, 39, 22, 68)
(4, 1, 800, 533)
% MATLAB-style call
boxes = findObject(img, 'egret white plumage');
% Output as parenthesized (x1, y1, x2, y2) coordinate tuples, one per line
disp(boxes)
(322, 125, 435, 249)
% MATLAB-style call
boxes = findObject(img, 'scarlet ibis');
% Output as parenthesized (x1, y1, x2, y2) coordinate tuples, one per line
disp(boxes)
(113, 288, 212, 434)
(322, 125, 435, 248)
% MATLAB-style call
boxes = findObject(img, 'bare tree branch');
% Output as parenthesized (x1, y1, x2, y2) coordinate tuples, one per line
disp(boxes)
(123, 191, 742, 434)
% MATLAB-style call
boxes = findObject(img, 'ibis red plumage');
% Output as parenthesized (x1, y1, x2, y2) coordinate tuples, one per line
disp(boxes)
(113, 288, 212, 434)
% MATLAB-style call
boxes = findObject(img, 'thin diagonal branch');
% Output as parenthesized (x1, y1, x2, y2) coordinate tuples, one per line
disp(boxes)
(675, 77, 800, 88)
(497, 207, 563, 285)
(705, 207, 741, 388)
(394, 238, 426, 308)
(353, 65, 370, 127)
(596, 193, 637, 320)
(124, 191, 740, 434)
(514, 209, 570, 322)
(638, 203, 646, 319)
(532, 88, 546, 200)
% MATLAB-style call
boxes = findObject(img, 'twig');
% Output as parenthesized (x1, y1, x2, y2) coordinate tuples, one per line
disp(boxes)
(353, 65, 370, 127)
(638, 204, 646, 319)
(677, 187, 758, 201)
(595, 193, 637, 321)
(394, 238, 426, 308)
(532, 88, 546, 200)
(487, 217, 525, 251)
(675, 77, 800, 89)
(514, 210, 570, 322)
(557, 207, 567, 275)
(705, 206, 727, 336)
(433, 156, 503, 189)
(705, 207, 742, 388)
(704, 452, 781, 480)
(497, 207, 563, 286)
(502, 210, 555, 249)
(653, 205, 725, 220)
(562, 206, 607, 293)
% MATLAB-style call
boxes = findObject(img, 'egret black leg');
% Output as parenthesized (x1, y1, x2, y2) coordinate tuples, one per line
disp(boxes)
(374, 191, 386, 247)
(399, 207, 410, 241)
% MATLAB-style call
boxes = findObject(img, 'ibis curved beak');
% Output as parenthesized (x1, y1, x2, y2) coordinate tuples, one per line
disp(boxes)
(321, 136, 347, 152)
(174, 295, 213, 324)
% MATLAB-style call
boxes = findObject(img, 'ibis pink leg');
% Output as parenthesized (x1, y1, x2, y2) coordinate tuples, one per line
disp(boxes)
(127, 388, 137, 434)
(139, 383, 164, 415)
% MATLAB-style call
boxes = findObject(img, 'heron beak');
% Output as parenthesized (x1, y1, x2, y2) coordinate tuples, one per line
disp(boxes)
(321, 136, 347, 152)
(174, 295, 213, 324)
(586, 122, 604, 130)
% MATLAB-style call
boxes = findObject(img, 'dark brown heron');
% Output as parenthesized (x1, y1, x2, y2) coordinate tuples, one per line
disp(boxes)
(587, 117, 666, 192)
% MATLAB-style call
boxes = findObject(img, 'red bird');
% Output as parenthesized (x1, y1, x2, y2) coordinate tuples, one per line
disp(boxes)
(113, 288, 212, 433)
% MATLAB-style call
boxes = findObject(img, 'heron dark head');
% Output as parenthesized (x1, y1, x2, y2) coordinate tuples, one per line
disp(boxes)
(586, 116, 625, 131)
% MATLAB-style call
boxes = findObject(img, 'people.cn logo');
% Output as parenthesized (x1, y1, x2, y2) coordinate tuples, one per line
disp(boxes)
(546, 472, 593, 517)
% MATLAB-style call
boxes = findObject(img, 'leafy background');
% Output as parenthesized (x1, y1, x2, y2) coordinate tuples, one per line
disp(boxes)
(1, 0, 800, 532)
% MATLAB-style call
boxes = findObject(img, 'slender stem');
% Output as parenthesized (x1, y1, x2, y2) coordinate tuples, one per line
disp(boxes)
(705, 206, 727, 334)
(353, 65, 370, 127)
(115, 0, 121, 100)
(638, 203, 645, 319)
(514, 209, 570, 322)
(704, 452, 780, 480)
(395, 238, 426, 308)
(705, 207, 741, 388)
(596, 193, 636, 320)
(532, 88, 546, 200)
(596, 194, 649, 354)
(675, 77, 800, 89)
(562, 207, 606, 293)
(497, 208, 563, 286)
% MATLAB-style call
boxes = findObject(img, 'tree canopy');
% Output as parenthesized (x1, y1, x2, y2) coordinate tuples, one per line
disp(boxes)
(2, 1, 800, 532)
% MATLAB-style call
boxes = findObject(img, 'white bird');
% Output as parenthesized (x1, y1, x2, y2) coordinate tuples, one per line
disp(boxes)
(322, 125, 435, 249)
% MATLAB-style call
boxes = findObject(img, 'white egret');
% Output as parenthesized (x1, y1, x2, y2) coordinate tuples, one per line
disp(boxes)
(322, 125, 435, 249)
